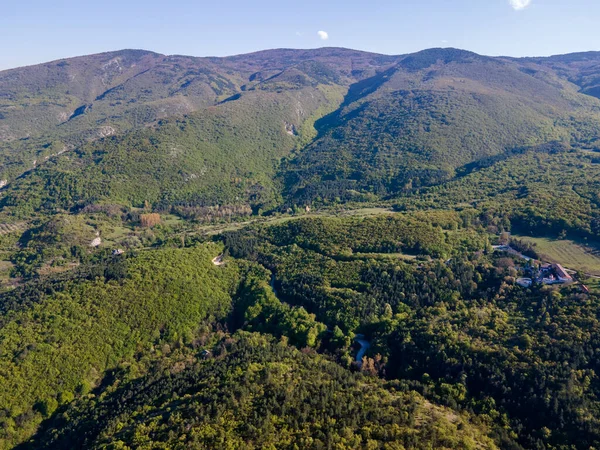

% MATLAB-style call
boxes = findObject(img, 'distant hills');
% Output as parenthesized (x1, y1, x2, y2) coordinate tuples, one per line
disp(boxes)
(1, 47, 600, 222)
(0, 47, 395, 145)
(0, 48, 400, 213)
(2, 47, 600, 449)
(283, 48, 600, 204)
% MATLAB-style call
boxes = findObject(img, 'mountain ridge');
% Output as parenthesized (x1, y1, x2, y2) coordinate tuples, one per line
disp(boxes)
(2, 45, 600, 449)
(4, 46, 600, 75)
(2, 45, 600, 218)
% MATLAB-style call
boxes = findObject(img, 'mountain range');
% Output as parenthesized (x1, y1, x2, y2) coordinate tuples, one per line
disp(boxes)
(2, 47, 600, 449)
(1, 47, 600, 217)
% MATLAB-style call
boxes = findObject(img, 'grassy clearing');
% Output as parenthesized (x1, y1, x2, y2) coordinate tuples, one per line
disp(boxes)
(515, 235, 600, 276)
(38, 261, 80, 277)
(0, 260, 14, 285)
(332, 207, 395, 217)
(160, 214, 185, 227)
(195, 207, 396, 236)
(101, 224, 136, 247)
(0, 260, 13, 273)
(0, 222, 26, 235)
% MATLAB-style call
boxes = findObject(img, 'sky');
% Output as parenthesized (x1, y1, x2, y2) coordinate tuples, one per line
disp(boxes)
(1, 0, 599, 70)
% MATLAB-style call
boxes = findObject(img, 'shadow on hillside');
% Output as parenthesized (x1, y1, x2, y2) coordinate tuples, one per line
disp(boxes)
(311, 65, 400, 139)
(454, 140, 570, 179)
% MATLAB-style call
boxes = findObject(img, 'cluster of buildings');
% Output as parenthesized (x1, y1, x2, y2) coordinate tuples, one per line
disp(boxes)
(516, 262, 573, 288)
(494, 243, 590, 292)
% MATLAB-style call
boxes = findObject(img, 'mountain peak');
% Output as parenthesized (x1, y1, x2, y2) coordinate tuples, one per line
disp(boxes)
(399, 47, 491, 71)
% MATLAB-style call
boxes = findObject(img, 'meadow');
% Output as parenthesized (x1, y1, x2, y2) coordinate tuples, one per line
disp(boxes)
(516, 235, 600, 276)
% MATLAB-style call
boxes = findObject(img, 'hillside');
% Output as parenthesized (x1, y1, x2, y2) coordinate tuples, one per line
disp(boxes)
(0, 244, 239, 447)
(222, 213, 600, 449)
(22, 333, 497, 450)
(519, 51, 600, 100)
(0, 86, 337, 216)
(394, 143, 600, 241)
(0, 48, 409, 216)
(1, 46, 600, 449)
(282, 48, 600, 205)
(0, 48, 398, 184)
(4, 47, 600, 220)
(0, 234, 501, 449)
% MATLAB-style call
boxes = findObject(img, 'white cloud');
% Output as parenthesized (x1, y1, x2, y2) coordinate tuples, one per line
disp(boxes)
(509, 0, 532, 10)
(317, 30, 329, 40)
(296, 31, 303, 36)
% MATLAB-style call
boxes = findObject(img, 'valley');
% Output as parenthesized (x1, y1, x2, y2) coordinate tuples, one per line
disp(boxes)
(1, 46, 600, 449)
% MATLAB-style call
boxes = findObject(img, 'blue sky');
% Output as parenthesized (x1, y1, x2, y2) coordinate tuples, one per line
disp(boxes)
(1, 0, 599, 70)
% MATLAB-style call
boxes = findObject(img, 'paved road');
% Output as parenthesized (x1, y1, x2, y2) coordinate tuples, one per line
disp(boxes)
(355, 334, 371, 364)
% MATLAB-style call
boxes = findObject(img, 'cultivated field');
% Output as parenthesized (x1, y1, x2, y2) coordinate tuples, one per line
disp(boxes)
(516, 235, 600, 276)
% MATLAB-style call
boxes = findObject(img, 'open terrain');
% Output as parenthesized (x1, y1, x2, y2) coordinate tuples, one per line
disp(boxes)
(516, 235, 600, 276)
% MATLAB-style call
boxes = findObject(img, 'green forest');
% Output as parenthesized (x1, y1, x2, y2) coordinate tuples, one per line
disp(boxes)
(1, 47, 600, 449)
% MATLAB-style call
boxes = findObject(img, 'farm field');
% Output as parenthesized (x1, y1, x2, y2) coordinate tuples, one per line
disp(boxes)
(516, 235, 600, 276)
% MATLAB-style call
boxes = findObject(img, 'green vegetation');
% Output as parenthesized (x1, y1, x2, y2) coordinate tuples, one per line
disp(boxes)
(3, 209, 600, 449)
(2, 47, 600, 449)
(281, 50, 600, 206)
(0, 243, 239, 447)
(515, 235, 600, 276)
(232, 263, 328, 349)
(223, 212, 490, 332)
(0, 48, 388, 214)
(24, 333, 496, 450)
(0, 87, 333, 219)
(221, 214, 600, 449)
(393, 147, 600, 245)
(585, 277, 600, 294)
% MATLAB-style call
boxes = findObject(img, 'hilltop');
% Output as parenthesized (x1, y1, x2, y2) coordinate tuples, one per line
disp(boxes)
(2, 47, 600, 218)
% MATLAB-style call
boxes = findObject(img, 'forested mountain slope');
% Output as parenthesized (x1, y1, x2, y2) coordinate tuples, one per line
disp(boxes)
(0, 244, 239, 447)
(0, 47, 391, 144)
(395, 144, 600, 240)
(22, 333, 497, 450)
(519, 51, 600, 99)
(0, 234, 499, 449)
(0, 48, 397, 183)
(2, 47, 600, 218)
(222, 213, 600, 449)
(2, 46, 600, 449)
(282, 49, 600, 204)
(1, 86, 336, 216)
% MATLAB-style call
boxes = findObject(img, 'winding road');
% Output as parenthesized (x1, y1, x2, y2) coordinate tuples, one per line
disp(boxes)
(355, 334, 371, 364)
(269, 272, 371, 364)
